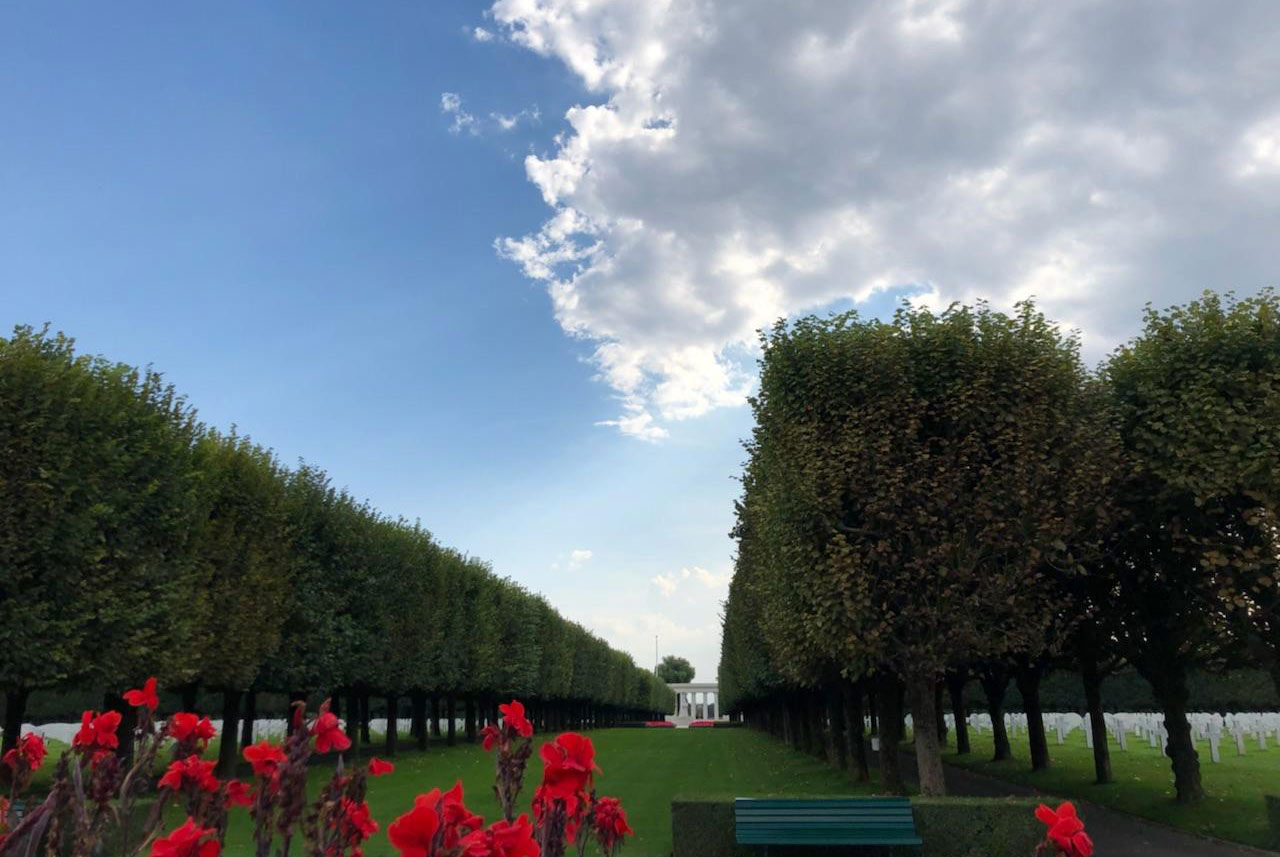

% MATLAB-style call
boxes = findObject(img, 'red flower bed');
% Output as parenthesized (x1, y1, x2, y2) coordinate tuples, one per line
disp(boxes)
(688, 721, 715, 728)
(0, 682, 636, 857)
(643, 721, 675, 728)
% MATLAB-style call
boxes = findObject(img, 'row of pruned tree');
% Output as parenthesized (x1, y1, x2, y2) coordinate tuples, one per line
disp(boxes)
(718, 291, 1280, 802)
(0, 326, 673, 773)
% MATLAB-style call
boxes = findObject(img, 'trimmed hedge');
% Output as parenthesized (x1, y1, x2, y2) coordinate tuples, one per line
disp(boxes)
(672, 796, 1059, 857)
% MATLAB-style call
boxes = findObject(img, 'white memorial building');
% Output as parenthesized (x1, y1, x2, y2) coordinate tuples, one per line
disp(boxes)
(665, 682, 729, 727)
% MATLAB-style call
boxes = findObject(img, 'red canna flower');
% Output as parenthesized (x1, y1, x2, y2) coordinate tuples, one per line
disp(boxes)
(538, 733, 598, 807)
(1035, 802, 1093, 857)
(2, 733, 47, 773)
(311, 701, 352, 754)
(481, 724, 501, 752)
(498, 701, 533, 739)
(388, 792, 443, 857)
(440, 781, 485, 847)
(150, 817, 221, 857)
(335, 798, 379, 840)
(159, 756, 221, 794)
(460, 814, 540, 857)
(169, 713, 217, 750)
(242, 742, 288, 778)
(123, 678, 160, 712)
(591, 797, 634, 855)
(368, 757, 395, 777)
(73, 710, 122, 754)
(225, 780, 253, 808)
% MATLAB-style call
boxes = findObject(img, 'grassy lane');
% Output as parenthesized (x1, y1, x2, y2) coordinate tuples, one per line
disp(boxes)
(215, 728, 879, 857)
(943, 728, 1280, 848)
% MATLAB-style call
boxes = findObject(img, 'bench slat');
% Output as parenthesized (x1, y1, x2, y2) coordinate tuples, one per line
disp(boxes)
(734, 797, 921, 849)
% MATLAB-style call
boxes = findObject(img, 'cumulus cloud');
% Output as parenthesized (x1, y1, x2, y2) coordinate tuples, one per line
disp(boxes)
(487, 0, 1280, 439)
(567, 548, 593, 571)
(441, 91, 541, 136)
(651, 565, 730, 596)
(472, 26, 495, 42)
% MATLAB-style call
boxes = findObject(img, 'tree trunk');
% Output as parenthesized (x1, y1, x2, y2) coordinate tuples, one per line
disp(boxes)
(464, 697, 477, 743)
(431, 695, 442, 738)
(359, 691, 371, 744)
(104, 692, 136, 766)
(946, 673, 970, 755)
(1146, 659, 1205, 803)
(867, 686, 879, 735)
(446, 696, 457, 746)
(345, 689, 360, 746)
(934, 682, 948, 742)
(842, 681, 870, 782)
(980, 669, 1012, 761)
(180, 684, 199, 712)
(876, 675, 906, 795)
(1015, 665, 1050, 771)
(1081, 655, 1112, 784)
(384, 695, 399, 757)
(907, 676, 947, 796)
(216, 689, 243, 777)
(241, 691, 257, 748)
(411, 693, 428, 751)
(2, 688, 28, 756)
(809, 693, 827, 758)
(826, 688, 847, 769)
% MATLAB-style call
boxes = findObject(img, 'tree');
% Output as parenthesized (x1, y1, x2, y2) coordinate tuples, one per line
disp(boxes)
(655, 656, 695, 684)
(188, 430, 291, 775)
(732, 302, 1096, 795)
(0, 327, 202, 754)
(1105, 290, 1280, 803)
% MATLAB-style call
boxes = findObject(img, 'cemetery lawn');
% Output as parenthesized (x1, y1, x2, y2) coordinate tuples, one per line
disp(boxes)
(943, 729, 1280, 848)
(210, 728, 880, 857)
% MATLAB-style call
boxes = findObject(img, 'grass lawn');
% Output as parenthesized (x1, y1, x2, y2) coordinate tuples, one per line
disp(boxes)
(942, 726, 1280, 848)
(211, 728, 880, 857)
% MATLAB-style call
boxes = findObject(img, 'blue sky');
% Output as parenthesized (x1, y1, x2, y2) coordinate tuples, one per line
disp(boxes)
(4, 0, 1278, 679)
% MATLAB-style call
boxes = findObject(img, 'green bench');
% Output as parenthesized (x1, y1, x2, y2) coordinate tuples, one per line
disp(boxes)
(734, 798, 923, 851)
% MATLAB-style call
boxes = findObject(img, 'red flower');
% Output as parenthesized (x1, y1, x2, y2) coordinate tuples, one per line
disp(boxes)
(538, 733, 599, 807)
(1036, 802, 1093, 857)
(336, 798, 379, 840)
(591, 797, 634, 854)
(73, 710, 122, 754)
(3, 733, 47, 772)
(311, 703, 352, 754)
(368, 757, 395, 777)
(499, 701, 534, 739)
(124, 678, 160, 712)
(388, 792, 443, 857)
(225, 780, 253, 808)
(440, 781, 485, 847)
(460, 814, 540, 857)
(481, 724, 501, 752)
(242, 742, 287, 778)
(150, 817, 221, 857)
(159, 757, 220, 794)
(169, 713, 217, 750)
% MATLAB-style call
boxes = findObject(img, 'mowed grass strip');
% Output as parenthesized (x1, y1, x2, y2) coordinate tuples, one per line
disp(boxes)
(942, 727, 1280, 848)
(214, 728, 880, 857)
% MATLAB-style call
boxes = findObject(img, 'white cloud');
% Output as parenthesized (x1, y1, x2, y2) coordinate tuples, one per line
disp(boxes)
(650, 570, 680, 597)
(472, 26, 495, 42)
(440, 92, 477, 135)
(491, 105, 541, 132)
(487, 0, 1280, 438)
(691, 566, 732, 588)
(567, 548, 593, 571)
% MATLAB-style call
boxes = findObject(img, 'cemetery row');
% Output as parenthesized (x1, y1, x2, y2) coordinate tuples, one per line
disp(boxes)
(0, 325, 674, 775)
(719, 291, 1280, 803)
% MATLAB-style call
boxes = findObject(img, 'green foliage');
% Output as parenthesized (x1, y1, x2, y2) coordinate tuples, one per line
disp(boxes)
(657, 655, 696, 683)
(188, 430, 291, 691)
(0, 326, 203, 693)
(0, 324, 667, 718)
